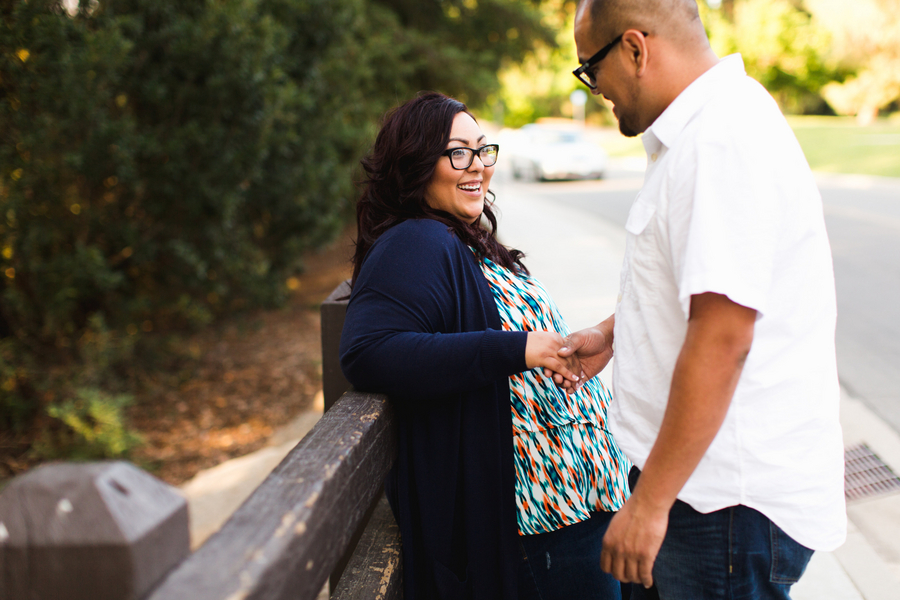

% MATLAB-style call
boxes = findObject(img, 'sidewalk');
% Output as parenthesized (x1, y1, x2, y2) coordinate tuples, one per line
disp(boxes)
(493, 161, 900, 599)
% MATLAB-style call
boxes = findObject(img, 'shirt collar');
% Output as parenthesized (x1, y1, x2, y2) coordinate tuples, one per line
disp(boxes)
(645, 54, 746, 151)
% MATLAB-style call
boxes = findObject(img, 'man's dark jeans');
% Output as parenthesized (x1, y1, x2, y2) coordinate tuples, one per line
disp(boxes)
(629, 468, 814, 600)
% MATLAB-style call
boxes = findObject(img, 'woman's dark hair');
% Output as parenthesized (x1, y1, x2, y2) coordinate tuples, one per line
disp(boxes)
(351, 91, 527, 285)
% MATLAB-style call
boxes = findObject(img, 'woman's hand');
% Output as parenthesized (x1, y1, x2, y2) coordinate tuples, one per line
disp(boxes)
(526, 331, 582, 387)
(544, 314, 615, 390)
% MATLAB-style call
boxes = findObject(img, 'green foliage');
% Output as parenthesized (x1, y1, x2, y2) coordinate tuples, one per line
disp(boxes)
(495, 0, 886, 127)
(807, 0, 900, 122)
(701, 0, 845, 114)
(0, 0, 559, 441)
(0, 0, 369, 428)
(37, 388, 143, 459)
(496, 1, 613, 128)
(366, 0, 558, 108)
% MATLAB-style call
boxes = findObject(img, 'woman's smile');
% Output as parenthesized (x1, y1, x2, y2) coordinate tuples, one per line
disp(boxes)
(457, 180, 483, 194)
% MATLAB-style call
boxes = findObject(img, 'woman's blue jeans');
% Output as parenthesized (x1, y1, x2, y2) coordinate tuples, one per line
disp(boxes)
(629, 468, 814, 600)
(517, 510, 624, 600)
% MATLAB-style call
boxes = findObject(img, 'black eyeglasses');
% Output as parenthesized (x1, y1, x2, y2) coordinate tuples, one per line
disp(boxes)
(441, 144, 499, 170)
(572, 31, 648, 90)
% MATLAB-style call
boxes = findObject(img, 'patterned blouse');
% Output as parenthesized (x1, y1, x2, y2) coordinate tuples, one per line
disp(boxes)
(477, 254, 631, 536)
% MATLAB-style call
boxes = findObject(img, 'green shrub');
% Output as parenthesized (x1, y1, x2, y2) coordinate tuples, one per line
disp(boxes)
(38, 388, 143, 460)
(0, 0, 557, 437)
(0, 0, 378, 427)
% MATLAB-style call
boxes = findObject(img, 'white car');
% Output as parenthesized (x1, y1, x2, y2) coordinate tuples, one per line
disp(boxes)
(505, 124, 608, 181)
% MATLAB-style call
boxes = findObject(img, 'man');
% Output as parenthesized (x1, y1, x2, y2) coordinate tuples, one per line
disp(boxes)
(560, 0, 847, 598)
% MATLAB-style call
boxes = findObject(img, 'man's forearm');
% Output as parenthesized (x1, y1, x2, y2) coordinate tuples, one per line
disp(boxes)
(590, 313, 615, 372)
(599, 313, 615, 350)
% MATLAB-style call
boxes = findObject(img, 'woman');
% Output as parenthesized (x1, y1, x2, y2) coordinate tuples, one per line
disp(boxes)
(340, 92, 631, 600)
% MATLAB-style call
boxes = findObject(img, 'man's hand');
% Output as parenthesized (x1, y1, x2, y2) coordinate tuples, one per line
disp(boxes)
(600, 486, 669, 588)
(544, 314, 615, 389)
(526, 331, 582, 385)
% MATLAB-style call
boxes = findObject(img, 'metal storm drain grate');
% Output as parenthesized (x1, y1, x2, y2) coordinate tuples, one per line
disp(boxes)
(844, 443, 900, 501)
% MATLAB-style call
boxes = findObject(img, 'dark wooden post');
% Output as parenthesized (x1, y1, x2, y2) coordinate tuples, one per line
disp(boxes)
(321, 279, 352, 412)
(0, 461, 189, 600)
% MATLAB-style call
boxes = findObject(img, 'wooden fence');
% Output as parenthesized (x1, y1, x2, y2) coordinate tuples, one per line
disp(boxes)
(0, 282, 402, 600)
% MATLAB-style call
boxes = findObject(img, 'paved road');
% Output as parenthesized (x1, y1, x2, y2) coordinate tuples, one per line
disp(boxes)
(493, 160, 900, 434)
(819, 175, 900, 432)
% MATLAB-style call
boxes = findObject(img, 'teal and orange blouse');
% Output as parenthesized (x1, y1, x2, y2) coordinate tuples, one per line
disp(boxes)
(477, 254, 631, 536)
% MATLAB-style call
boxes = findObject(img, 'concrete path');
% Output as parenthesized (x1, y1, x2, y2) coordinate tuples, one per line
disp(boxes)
(180, 392, 324, 549)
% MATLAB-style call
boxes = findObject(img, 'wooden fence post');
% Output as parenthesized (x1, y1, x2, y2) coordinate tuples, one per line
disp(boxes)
(319, 280, 384, 592)
(321, 279, 352, 412)
(0, 461, 189, 600)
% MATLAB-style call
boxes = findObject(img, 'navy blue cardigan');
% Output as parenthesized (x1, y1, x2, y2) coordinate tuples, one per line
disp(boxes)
(340, 219, 529, 600)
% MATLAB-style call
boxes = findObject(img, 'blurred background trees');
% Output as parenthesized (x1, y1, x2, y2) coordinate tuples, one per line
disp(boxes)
(699, 0, 842, 115)
(703, 0, 900, 122)
(0, 0, 559, 449)
(806, 0, 900, 124)
(496, 0, 900, 126)
(0, 0, 898, 456)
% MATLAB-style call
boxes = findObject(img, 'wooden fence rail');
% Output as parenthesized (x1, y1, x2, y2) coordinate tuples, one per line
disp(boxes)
(146, 390, 399, 600)
(0, 282, 402, 600)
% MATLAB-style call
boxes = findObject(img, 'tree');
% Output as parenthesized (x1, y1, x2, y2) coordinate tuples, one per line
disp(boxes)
(701, 0, 842, 114)
(363, 0, 559, 109)
(494, 0, 614, 127)
(806, 0, 900, 123)
(0, 0, 379, 430)
(0, 0, 560, 439)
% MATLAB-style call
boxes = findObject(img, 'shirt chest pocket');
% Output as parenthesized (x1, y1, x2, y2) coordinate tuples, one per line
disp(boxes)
(621, 197, 661, 307)
(624, 197, 656, 235)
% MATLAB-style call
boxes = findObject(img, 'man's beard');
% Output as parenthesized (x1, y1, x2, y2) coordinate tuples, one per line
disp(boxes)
(618, 117, 641, 138)
(615, 84, 643, 138)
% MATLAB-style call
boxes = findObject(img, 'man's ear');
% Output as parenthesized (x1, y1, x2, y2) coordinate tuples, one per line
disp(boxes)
(621, 29, 649, 76)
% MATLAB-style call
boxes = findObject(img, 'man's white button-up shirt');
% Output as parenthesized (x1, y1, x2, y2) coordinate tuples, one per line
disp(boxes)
(608, 54, 846, 551)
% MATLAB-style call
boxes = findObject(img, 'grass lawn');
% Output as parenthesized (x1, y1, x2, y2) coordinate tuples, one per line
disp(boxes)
(597, 115, 900, 179)
(787, 116, 900, 179)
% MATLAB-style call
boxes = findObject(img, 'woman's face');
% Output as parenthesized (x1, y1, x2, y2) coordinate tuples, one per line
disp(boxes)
(424, 112, 494, 224)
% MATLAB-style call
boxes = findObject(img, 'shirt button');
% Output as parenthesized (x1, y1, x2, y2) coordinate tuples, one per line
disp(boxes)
(651, 153, 658, 162)
(617, 293, 623, 303)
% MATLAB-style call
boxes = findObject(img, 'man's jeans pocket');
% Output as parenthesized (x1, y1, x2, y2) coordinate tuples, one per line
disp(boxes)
(769, 522, 814, 585)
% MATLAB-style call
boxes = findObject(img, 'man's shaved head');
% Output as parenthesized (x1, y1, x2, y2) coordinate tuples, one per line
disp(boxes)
(573, 0, 717, 136)
(578, 0, 704, 46)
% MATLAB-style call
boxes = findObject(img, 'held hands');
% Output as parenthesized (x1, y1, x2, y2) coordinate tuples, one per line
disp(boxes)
(543, 316, 615, 390)
(525, 331, 582, 387)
